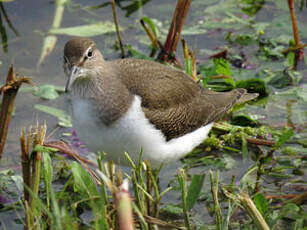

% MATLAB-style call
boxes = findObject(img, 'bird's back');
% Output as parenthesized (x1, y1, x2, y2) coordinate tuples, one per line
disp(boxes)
(112, 58, 251, 140)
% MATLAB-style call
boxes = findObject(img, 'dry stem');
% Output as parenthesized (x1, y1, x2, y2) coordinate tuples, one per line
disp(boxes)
(0, 65, 33, 160)
(157, 0, 191, 65)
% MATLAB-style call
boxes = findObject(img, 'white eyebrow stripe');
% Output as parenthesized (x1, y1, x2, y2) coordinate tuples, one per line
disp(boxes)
(78, 45, 94, 64)
(85, 45, 94, 57)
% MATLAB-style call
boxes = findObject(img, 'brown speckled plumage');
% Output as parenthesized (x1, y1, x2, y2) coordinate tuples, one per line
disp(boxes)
(63, 38, 257, 141)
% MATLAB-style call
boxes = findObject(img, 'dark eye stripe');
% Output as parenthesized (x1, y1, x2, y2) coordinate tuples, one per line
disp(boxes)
(64, 56, 69, 64)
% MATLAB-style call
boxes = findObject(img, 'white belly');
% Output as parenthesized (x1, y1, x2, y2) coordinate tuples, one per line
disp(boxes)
(72, 96, 213, 167)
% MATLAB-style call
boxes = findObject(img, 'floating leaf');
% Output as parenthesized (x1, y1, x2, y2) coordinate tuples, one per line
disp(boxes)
(37, 0, 66, 66)
(228, 33, 256, 46)
(268, 73, 291, 89)
(275, 84, 307, 102)
(223, 155, 236, 169)
(279, 203, 300, 219)
(261, 46, 284, 59)
(182, 25, 207, 35)
(118, 0, 151, 17)
(37, 36, 57, 67)
(34, 104, 72, 127)
(241, 0, 265, 16)
(199, 58, 235, 89)
(274, 128, 293, 149)
(33, 84, 64, 100)
(10, 175, 23, 194)
(160, 204, 183, 218)
(236, 79, 267, 97)
(50, 21, 121, 37)
(296, 85, 307, 102)
(231, 114, 258, 127)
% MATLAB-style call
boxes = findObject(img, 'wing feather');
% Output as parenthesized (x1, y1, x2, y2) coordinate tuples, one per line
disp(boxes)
(112, 59, 249, 140)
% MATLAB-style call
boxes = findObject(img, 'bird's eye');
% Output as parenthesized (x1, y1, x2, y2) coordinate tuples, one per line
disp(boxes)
(87, 49, 93, 58)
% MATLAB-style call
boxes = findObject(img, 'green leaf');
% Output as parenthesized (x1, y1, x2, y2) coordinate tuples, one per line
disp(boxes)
(141, 16, 158, 37)
(43, 152, 53, 208)
(241, 0, 265, 16)
(11, 175, 23, 194)
(279, 203, 300, 219)
(236, 79, 267, 97)
(37, 36, 57, 67)
(182, 25, 207, 35)
(214, 58, 235, 87)
(71, 162, 98, 197)
(296, 85, 307, 103)
(34, 104, 67, 118)
(199, 60, 217, 78)
(214, 58, 232, 77)
(33, 144, 59, 154)
(287, 70, 303, 86)
(37, 0, 66, 66)
(231, 34, 256, 46)
(50, 21, 121, 37)
(241, 136, 248, 161)
(199, 58, 235, 90)
(186, 174, 205, 210)
(286, 52, 296, 68)
(71, 162, 108, 228)
(34, 104, 72, 127)
(223, 155, 236, 169)
(260, 46, 284, 60)
(253, 193, 268, 216)
(204, 82, 234, 92)
(274, 128, 294, 149)
(252, 22, 269, 34)
(232, 114, 258, 127)
(184, 57, 193, 77)
(126, 45, 153, 60)
(160, 204, 183, 217)
(33, 84, 65, 100)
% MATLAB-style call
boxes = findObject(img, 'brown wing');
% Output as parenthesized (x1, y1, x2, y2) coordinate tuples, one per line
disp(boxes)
(142, 89, 246, 140)
(113, 59, 248, 140)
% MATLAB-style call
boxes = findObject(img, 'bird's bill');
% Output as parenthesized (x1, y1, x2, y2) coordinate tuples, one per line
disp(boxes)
(65, 65, 80, 92)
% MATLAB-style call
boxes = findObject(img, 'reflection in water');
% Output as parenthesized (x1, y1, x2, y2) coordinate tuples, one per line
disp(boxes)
(0, 2, 19, 53)
(90, 0, 152, 17)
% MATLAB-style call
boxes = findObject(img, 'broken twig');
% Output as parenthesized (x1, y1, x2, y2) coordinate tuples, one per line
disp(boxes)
(0, 65, 33, 160)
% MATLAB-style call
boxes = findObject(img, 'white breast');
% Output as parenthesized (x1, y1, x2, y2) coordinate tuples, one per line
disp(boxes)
(72, 95, 213, 167)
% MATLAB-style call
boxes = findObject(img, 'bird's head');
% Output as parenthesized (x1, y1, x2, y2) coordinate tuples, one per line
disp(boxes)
(63, 38, 104, 92)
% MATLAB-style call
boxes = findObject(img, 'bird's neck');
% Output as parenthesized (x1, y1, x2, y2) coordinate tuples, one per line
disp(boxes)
(70, 63, 134, 125)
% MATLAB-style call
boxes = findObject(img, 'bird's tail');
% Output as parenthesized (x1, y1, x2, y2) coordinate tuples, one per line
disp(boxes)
(235, 89, 259, 104)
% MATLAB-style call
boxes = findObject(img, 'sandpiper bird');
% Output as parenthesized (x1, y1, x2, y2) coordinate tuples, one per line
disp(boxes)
(63, 38, 257, 167)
